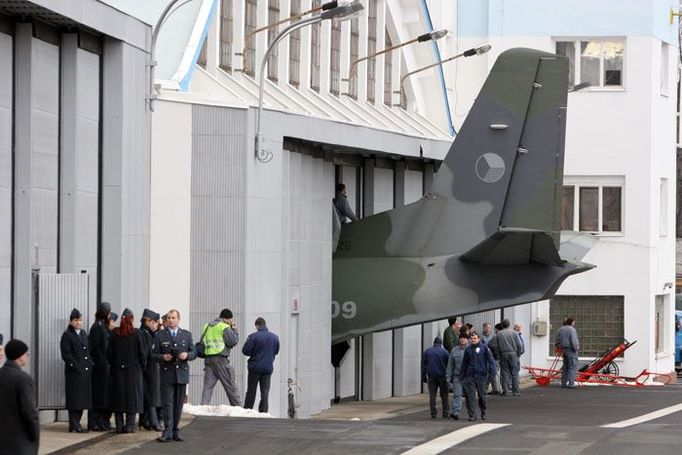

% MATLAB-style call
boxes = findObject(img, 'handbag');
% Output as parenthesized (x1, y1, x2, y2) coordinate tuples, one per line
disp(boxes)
(195, 324, 211, 359)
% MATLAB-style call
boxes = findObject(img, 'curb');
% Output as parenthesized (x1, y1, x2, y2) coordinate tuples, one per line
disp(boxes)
(47, 431, 116, 455)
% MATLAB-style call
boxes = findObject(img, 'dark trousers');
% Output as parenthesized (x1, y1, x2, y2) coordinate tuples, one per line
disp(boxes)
(463, 376, 488, 418)
(68, 410, 84, 431)
(500, 353, 520, 395)
(88, 409, 111, 430)
(114, 412, 136, 433)
(161, 383, 186, 438)
(139, 406, 159, 428)
(244, 372, 272, 413)
(427, 376, 449, 417)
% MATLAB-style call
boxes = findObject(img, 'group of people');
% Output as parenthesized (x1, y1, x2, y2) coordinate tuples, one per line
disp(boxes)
(422, 317, 526, 421)
(60, 304, 279, 442)
(422, 316, 580, 421)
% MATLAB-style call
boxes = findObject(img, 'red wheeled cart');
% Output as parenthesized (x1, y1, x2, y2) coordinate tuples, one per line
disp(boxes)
(524, 339, 672, 387)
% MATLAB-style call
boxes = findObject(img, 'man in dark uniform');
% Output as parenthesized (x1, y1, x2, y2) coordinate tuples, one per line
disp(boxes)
(140, 309, 162, 431)
(88, 302, 112, 431)
(0, 339, 40, 455)
(60, 308, 93, 433)
(153, 309, 196, 442)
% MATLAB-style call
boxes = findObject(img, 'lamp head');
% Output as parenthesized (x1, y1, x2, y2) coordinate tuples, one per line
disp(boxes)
(321, 0, 364, 21)
(430, 28, 448, 41)
(475, 44, 492, 55)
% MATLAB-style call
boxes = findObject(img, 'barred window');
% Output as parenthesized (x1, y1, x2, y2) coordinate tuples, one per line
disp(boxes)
(310, 0, 321, 92)
(330, 19, 341, 96)
(244, 0, 258, 77)
(219, 0, 233, 72)
(383, 30, 392, 106)
(267, 0, 280, 82)
(549, 295, 624, 357)
(349, 17, 359, 99)
(366, 0, 377, 102)
(197, 37, 207, 68)
(289, 0, 301, 88)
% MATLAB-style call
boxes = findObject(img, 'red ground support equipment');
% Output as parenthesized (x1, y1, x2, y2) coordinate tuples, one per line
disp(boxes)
(524, 339, 673, 387)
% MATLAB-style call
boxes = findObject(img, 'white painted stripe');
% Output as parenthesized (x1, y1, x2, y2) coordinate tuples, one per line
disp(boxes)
(402, 423, 511, 455)
(601, 403, 682, 428)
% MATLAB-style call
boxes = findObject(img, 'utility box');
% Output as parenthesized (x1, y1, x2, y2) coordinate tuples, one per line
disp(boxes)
(532, 319, 548, 337)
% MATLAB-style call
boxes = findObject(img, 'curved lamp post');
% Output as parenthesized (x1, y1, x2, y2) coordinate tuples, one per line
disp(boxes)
(398, 44, 491, 104)
(344, 28, 448, 97)
(242, 0, 348, 72)
(255, 0, 364, 163)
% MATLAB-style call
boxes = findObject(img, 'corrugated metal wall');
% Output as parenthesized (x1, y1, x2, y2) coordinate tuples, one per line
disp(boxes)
(0, 31, 12, 339)
(37, 273, 89, 409)
(188, 105, 247, 403)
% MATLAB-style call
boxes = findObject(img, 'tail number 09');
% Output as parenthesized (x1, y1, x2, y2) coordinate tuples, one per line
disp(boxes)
(331, 300, 357, 319)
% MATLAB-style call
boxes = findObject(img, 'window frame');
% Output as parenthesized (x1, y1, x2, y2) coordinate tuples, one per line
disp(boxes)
(553, 38, 626, 92)
(562, 176, 625, 236)
(660, 41, 670, 97)
(288, 0, 302, 88)
(219, 0, 234, 72)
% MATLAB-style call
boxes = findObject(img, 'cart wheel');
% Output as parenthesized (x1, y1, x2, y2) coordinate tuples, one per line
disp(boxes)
(596, 361, 619, 382)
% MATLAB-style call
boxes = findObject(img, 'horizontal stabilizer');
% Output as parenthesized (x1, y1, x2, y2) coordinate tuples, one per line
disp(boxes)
(460, 229, 563, 266)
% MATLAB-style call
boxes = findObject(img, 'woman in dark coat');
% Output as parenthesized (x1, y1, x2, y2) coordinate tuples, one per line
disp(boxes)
(139, 309, 162, 430)
(108, 308, 146, 433)
(88, 302, 112, 431)
(60, 308, 93, 433)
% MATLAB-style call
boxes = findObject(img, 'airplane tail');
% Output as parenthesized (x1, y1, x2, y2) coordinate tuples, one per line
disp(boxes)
(335, 48, 571, 260)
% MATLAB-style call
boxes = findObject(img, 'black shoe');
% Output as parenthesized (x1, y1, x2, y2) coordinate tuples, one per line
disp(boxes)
(468, 416, 477, 422)
(481, 414, 487, 420)
(512, 393, 520, 397)
(449, 414, 459, 421)
(173, 434, 184, 442)
(89, 426, 103, 432)
(152, 425, 163, 431)
(431, 415, 437, 419)
(69, 427, 85, 433)
(157, 436, 172, 443)
(487, 391, 499, 395)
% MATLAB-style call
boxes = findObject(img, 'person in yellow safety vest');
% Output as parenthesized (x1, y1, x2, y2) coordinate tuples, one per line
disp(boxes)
(200, 309, 241, 406)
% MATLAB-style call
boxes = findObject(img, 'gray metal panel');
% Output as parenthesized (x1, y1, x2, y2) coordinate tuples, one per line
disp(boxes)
(37, 273, 89, 409)
(0, 32, 12, 338)
(188, 105, 247, 403)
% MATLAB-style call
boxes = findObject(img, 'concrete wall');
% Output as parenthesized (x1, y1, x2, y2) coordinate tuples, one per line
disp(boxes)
(0, 31, 12, 339)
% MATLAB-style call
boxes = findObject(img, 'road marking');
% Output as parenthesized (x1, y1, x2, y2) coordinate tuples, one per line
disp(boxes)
(601, 403, 682, 428)
(402, 423, 510, 455)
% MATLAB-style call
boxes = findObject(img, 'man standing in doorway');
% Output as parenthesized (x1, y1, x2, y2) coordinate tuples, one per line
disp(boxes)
(333, 183, 359, 224)
(153, 309, 196, 442)
(242, 317, 280, 413)
(555, 317, 580, 388)
(0, 339, 40, 455)
(201, 309, 241, 406)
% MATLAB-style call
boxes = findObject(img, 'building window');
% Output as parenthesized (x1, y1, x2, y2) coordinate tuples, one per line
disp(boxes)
(219, 0, 233, 72)
(383, 30, 392, 106)
(330, 19, 341, 96)
(349, 17, 359, 99)
(289, 0, 301, 88)
(267, 0, 280, 82)
(366, 0, 377, 102)
(660, 178, 668, 237)
(197, 37, 207, 68)
(561, 182, 623, 234)
(244, 0, 258, 77)
(310, 0, 321, 92)
(555, 39, 624, 90)
(549, 295, 625, 357)
(661, 42, 669, 96)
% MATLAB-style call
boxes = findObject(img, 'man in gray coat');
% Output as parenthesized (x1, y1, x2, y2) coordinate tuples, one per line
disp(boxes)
(333, 183, 358, 224)
(0, 339, 40, 455)
(555, 317, 580, 388)
(200, 308, 241, 406)
(445, 335, 469, 420)
(489, 319, 523, 396)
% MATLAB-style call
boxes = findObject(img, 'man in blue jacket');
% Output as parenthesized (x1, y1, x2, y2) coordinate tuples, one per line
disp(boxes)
(460, 331, 496, 421)
(422, 336, 450, 419)
(242, 317, 280, 413)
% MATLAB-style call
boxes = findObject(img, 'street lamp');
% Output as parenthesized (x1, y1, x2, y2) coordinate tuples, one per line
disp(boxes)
(255, 0, 364, 163)
(344, 28, 448, 97)
(242, 0, 349, 73)
(398, 44, 491, 104)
